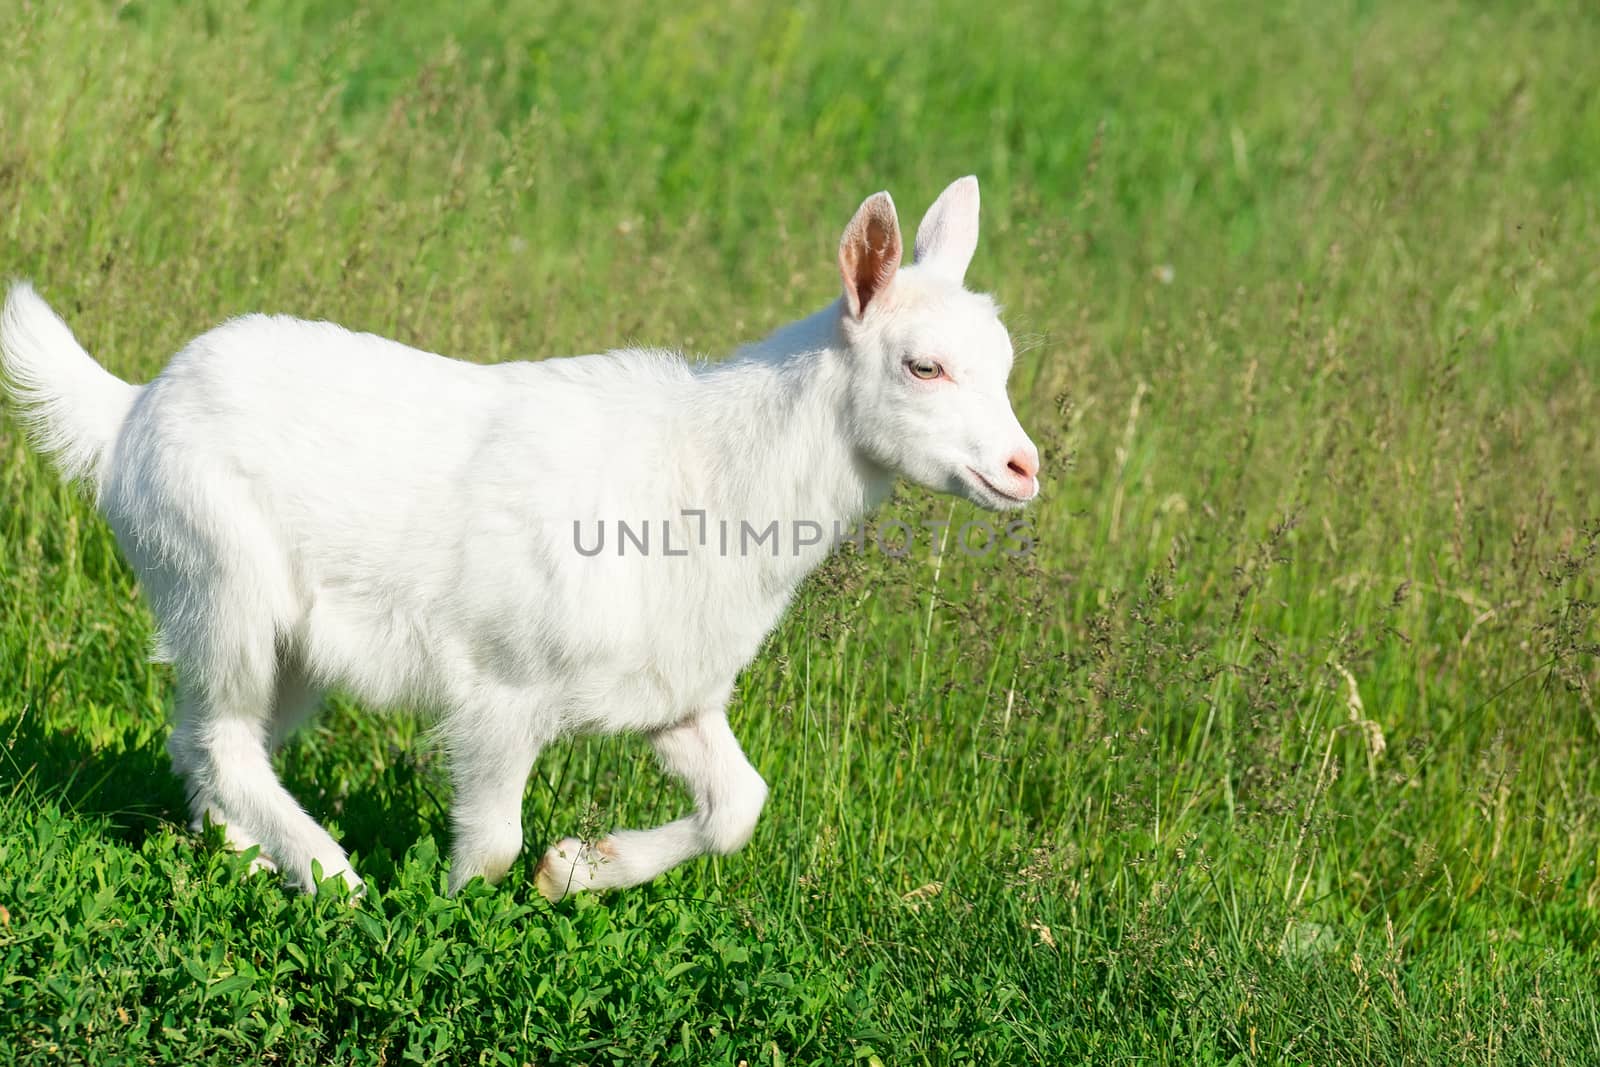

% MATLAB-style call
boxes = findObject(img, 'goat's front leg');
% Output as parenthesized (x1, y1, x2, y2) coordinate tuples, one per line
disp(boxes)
(535, 709, 768, 902)
(445, 708, 548, 895)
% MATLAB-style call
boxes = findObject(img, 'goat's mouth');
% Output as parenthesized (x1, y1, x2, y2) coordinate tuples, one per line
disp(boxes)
(964, 467, 1036, 509)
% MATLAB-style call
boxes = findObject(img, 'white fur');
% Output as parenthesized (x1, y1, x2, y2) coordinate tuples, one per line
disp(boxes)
(0, 177, 1039, 899)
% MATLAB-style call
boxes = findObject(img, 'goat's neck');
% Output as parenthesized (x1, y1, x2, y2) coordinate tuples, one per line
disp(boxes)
(692, 306, 891, 589)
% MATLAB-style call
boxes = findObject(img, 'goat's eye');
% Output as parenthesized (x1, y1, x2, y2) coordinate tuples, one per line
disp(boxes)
(907, 358, 944, 381)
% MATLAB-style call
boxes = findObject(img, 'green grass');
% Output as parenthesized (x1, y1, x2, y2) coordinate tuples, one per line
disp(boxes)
(3, 0, 1600, 1062)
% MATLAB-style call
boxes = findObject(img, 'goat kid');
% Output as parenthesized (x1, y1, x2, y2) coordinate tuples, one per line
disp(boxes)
(1, 176, 1040, 901)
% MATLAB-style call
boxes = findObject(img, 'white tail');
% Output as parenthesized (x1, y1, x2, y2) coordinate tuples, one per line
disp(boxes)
(0, 282, 140, 486)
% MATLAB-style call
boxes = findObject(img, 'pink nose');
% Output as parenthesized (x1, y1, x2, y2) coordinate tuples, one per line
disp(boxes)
(1006, 447, 1039, 483)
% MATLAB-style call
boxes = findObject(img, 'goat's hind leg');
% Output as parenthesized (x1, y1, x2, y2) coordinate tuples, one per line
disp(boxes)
(535, 709, 768, 902)
(443, 706, 547, 894)
(168, 685, 278, 874)
(202, 656, 323, 875)
(167, 637, 358, 893)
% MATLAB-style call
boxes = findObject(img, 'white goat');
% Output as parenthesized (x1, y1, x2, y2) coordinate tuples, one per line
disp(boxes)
(1, 177, 1039, 900)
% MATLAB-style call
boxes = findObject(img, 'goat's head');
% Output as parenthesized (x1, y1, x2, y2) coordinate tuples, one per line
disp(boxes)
(835, 176, 1039, 511)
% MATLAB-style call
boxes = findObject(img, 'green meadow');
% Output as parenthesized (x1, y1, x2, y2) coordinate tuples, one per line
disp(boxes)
(3, 0, 1599, 1062)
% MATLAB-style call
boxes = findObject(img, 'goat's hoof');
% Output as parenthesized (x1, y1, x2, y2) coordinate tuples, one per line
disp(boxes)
(535, 836, 597, 903)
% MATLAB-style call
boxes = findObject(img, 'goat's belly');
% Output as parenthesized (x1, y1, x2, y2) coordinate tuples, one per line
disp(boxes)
(556, 642, 754, 735)
(297, 559, 779, 730)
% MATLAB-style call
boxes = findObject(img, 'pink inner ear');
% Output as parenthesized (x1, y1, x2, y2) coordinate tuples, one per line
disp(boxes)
(841, 201, 902, 318)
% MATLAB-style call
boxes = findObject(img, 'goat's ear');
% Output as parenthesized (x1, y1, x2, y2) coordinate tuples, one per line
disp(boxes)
(838, 191, 902, 319)
(913, 175, 980, 283)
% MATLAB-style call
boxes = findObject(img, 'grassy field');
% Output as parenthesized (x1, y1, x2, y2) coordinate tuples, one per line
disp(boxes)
(3, 0, 1599, 1062)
